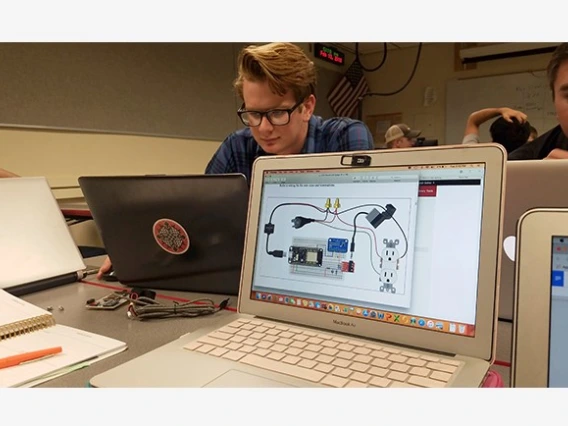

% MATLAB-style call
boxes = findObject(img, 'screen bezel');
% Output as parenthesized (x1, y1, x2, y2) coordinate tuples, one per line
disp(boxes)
(238, 144, 506, 362)
(511, 208, 568, 387)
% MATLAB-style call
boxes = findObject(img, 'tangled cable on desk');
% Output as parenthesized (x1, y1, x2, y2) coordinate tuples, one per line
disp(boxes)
(126, 295, 230, 320)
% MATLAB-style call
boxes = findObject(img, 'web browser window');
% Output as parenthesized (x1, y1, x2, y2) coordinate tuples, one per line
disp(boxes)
(251, 163, 485, 337)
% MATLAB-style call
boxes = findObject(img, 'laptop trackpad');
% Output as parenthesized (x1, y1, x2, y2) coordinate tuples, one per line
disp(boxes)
(204, 369, 296, 388)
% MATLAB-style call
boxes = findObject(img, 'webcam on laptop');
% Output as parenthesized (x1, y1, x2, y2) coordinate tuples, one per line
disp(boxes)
(340, 154, 372, 167)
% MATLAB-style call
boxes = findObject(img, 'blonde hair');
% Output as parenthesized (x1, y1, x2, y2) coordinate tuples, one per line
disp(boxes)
(233, 42, 316, 102)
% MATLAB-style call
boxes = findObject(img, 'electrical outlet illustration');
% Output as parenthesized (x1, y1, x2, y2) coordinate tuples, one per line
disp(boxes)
(380, 269, 398, 293)
(380, 238, 400, 269)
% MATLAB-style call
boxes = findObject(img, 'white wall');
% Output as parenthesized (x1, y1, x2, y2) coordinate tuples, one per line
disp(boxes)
(361, 43, 553, 145)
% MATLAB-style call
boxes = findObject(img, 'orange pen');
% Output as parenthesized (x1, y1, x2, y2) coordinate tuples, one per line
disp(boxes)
(0, 346, 63, 369)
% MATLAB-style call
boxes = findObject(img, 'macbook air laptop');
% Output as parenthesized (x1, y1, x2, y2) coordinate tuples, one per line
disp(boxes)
(78, 174, 249, 296)
(0, 177, 87, 296)
(89, 144, 506, 388)
(499, 160, 568, 321)
(511, 207, 568, 387)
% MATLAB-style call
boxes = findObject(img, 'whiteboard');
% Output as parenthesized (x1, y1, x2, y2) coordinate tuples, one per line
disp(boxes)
(445, 71, 559, 145)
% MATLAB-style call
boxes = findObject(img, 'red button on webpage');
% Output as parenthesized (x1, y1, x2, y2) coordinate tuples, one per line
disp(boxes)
(419, 185, 437, 197)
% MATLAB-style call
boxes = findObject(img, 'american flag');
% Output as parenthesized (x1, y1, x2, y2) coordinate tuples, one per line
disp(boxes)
(327, 59, 369, 118)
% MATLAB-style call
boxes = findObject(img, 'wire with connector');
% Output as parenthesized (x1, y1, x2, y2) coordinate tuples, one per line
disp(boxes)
(336, 203, 408, 258)
(264, 202, 327, 257)
(263, 201, 408, 262)
(126, 295, 230, 320)
(349, 211, 369, 257)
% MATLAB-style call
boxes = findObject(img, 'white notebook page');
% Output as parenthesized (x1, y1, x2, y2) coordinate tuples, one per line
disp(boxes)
(0, 324, 127, 387)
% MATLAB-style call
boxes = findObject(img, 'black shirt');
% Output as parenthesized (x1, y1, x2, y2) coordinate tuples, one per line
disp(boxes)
(508, 125, 568, 160)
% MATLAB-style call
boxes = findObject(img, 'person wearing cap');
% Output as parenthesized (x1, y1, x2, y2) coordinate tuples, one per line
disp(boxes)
(384, 124, 421, 149)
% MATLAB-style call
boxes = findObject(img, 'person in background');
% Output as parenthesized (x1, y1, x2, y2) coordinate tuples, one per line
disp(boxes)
(462, 107, 530, 153)
(204, 42, 375, 182)
(0, 168, 19, 178)
(528, 125, 538, 142)
(97, 42, 375, 279)
(384, 123, 421, 149)
(509, 43, 568, 160)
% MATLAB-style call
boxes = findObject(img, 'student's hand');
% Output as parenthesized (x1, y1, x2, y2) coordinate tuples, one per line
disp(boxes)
(545, 148, 568, 160)
(500, 108, 527, 124)
(0, 168, 19, 178)
(96, 256, 113, 280)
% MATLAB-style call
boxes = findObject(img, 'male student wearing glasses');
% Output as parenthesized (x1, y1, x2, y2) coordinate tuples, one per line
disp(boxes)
(204, 42, 375, 182)
(97, 42, 375, 279)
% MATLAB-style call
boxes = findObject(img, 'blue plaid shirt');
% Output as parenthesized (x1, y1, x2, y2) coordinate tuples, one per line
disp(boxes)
(205, 115, 374, 184)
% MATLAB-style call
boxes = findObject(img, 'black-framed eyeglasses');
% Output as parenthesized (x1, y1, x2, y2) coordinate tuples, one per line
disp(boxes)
(237, 99, 304, 127)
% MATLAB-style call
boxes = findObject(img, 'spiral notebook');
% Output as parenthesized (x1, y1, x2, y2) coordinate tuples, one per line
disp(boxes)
(0, 289, 127, 387)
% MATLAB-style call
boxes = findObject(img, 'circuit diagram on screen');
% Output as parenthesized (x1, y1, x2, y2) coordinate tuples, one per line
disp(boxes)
(263, 197, 415, 297)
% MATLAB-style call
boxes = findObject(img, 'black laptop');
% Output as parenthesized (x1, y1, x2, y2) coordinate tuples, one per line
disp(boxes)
(78, 174, 249, 295)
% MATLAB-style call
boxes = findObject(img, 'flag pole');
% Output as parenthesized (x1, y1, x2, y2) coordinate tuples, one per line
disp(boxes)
(356, 93, 367, 121)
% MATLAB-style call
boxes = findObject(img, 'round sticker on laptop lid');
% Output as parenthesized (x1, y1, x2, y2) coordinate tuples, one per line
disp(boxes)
(152, 219, 190, 255)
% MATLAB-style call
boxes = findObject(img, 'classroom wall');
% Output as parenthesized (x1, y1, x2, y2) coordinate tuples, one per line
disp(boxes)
(1, 127, 221, 198)
(362, 42, 553, 145)
(0, 42, 248, 141)
(0, 42, 350, 197)
(0, 42, 344, 140)
(1, 42, 556, 248)
(1, 127, 222, 249)
(2, 42, 555, 190)
(0, 41, 346, 194)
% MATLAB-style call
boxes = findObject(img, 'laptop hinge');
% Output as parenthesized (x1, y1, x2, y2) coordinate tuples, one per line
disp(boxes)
(5, 271, 81, 297)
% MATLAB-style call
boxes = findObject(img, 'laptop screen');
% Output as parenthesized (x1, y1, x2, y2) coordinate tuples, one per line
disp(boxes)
(250, 163, 485, 337)
(549, 235, 568, 386)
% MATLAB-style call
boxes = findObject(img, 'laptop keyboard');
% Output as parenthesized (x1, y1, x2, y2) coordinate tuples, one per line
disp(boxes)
(183, 318, 465, 388)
